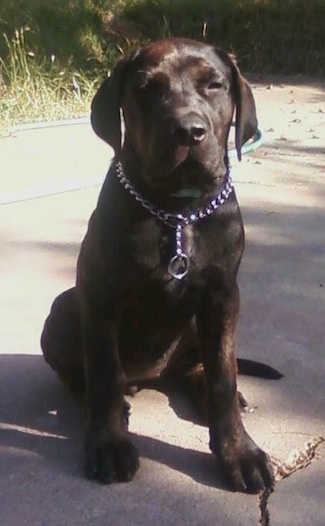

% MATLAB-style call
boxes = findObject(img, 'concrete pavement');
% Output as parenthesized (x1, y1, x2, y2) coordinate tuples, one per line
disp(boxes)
(0, 77, 324, 525)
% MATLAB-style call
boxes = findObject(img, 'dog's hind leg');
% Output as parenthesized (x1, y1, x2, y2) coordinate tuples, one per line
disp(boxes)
(41, 288, 131, 428)
(41, 287, 85, 399)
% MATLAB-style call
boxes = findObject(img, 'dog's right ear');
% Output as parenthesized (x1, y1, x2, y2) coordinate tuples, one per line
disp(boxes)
(90, 60, 126, 155)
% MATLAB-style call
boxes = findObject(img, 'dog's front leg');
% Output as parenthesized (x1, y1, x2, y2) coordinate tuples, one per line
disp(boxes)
(81, 315, 139, 484)
(196, 283, 274, 493)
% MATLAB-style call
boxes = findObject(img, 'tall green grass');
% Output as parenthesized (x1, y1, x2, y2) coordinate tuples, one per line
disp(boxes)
(0, 1, 116, 130)
(0, 28, 98, 131)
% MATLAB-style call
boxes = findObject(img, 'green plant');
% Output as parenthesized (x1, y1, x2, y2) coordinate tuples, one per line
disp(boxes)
(0, 27, 97, 130)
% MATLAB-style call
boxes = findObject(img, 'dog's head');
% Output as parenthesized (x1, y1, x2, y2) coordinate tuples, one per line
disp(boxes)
(91, 38, 257, 193)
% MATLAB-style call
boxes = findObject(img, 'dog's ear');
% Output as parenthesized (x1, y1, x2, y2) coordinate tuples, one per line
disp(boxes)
(90, 60, 126, 154)
(230, 58, 258, 161)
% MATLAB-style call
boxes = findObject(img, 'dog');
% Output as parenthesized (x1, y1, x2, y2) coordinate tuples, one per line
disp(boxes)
(41, 38, 275, 493)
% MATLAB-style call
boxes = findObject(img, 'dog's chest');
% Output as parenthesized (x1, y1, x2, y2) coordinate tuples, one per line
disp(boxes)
(114, 214, 242, 378)
(123, 219, 194, 273)
(121, 214, 239, 284)
(118, 282, 196, 379)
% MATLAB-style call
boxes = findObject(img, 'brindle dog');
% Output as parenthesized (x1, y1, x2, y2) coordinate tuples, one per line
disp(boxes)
(41, 38, 275, 493)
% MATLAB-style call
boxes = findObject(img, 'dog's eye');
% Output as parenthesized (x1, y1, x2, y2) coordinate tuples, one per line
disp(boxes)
(199, 78, 223, 95)
(134, 78, 149, 92)
(135, 80, 165, 100)
(134, 72, 169, 98)
(207, 81, 222, 90)
(135, 83, 149, 93)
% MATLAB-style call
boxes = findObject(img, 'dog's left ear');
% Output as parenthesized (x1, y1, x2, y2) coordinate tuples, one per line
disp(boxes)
(230, 58, 258, 161)
(90, 59, 126, 155)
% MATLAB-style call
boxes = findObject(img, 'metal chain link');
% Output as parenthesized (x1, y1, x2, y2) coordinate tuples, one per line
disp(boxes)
(115, 161, 234, 279)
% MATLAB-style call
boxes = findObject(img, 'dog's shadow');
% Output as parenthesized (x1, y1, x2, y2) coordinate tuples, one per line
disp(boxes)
(0, 354, 226, 490)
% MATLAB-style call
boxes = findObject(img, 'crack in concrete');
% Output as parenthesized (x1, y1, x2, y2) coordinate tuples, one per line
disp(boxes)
(258, 436, 324, 525)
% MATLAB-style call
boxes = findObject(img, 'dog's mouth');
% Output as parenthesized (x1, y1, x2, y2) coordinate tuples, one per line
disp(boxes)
(143, 150, 223, 197)
(171, 156, 210, 187)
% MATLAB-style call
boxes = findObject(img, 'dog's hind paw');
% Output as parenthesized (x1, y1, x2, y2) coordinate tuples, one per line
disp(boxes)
(84, 432, 139, 484)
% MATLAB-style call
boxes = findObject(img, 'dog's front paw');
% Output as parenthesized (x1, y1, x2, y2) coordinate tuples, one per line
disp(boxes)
(211, 428, 274, 493)
(84, 431, 139, 484)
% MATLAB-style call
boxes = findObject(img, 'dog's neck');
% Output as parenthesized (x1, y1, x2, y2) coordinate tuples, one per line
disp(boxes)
(114, 158, 234, 280)
(118, 140, 230, 211)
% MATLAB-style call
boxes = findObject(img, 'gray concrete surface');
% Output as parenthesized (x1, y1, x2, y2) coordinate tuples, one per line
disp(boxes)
(0, 77, 324, 525)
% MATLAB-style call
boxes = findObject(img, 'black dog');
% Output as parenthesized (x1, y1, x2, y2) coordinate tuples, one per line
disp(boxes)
(41, 38, 275, 493)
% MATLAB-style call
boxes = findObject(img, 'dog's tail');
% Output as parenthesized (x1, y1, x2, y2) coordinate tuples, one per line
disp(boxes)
(237, 358, 283, 379)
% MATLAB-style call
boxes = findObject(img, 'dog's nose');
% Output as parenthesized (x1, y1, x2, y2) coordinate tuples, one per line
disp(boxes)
(174, 117, 207, 146)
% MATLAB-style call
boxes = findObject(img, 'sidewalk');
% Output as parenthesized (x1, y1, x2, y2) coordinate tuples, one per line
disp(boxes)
(0, 77, 324, 525)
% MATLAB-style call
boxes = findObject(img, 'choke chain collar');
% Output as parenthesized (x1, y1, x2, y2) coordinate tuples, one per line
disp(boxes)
(115, 161, 234, 280)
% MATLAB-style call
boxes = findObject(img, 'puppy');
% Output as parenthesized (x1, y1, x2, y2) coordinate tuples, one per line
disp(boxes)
(41, 38, 274, 492)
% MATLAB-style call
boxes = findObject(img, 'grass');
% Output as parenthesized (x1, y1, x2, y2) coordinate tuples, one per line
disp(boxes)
(0, 29, 96, 130)
(0, 0, 324, 129)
